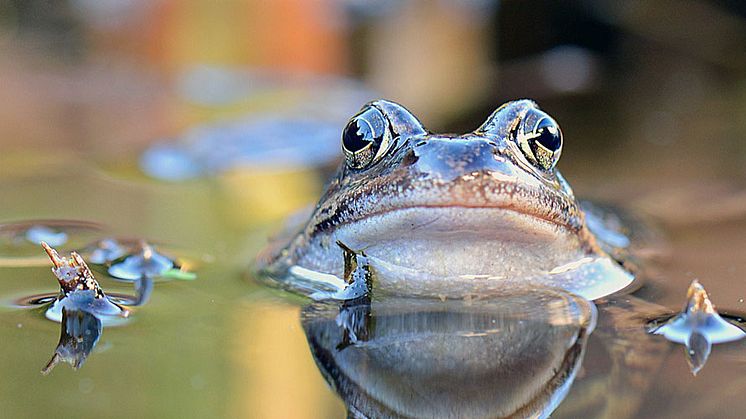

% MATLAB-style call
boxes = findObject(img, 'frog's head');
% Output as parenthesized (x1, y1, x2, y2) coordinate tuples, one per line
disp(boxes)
(313, 99, 583, 230)
(302, 99, 598, 282)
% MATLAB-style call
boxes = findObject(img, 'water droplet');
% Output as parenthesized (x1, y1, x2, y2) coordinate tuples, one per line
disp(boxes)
(78, 378, 95, 394)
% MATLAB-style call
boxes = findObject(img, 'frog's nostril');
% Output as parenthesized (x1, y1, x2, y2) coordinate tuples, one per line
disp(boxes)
(401, 150, 419, 166)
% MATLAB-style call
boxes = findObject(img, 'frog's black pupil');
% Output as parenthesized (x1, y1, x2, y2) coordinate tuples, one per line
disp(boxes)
(343, 118, 373, 152)
(534, 119, 561, 151)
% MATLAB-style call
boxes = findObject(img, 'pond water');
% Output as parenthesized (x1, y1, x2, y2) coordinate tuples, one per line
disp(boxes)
(2, 132, 746, 418)
(0, 157, 340, 418)
(1, 0, 746, 416)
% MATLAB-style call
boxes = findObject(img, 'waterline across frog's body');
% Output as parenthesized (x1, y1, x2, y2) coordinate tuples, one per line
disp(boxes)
(258, 99, 635, 300)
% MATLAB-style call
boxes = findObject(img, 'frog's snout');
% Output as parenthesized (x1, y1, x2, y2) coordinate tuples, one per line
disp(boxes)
(409, 136, 516, 181)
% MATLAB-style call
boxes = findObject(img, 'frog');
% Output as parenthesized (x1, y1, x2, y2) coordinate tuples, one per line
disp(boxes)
(257, 99, 638, 301)
(257, 99, 746, 418)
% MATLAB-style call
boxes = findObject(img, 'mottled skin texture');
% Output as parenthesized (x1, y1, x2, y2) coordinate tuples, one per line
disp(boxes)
(258, 99, 632, 299)
(306, 99, 587, 239)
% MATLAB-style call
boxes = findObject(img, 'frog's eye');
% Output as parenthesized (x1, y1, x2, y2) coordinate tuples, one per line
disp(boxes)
(513, 109, 563, 171)
(342, 106, 393, 169)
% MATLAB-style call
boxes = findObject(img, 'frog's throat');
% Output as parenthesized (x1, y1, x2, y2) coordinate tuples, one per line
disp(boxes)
(311, 204, 597, 253)
(293, 206, 613, 282)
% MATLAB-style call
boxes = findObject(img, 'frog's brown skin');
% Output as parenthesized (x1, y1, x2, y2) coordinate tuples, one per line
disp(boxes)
(254, 100, 718, 417)
(255, 99, 746, 418)
(258, 99, 634, 300)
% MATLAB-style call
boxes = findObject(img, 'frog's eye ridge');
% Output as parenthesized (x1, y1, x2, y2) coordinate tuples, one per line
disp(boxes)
(342, 106, 392, 169)
(513, 108, 563, 171)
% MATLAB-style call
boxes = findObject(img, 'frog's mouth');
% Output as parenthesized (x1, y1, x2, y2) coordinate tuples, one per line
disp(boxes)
(313, 169, 586, 238)
(324, 205, 592, 278)
(297, 169, 619, 293)
(299, 204, 633, 300)
(334, 204, 581, 242)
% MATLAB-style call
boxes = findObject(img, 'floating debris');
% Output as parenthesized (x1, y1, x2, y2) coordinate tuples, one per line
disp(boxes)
(87, 238, 127, 265)
(22, 240, 192, 374)
(40, 242, 132, 374)
(83, 238, 196, 281)
(108, 242, 175, 281)
(41, 242, 129, 321)
(43, 242, 107, 298)
(648, 280, 746, 375)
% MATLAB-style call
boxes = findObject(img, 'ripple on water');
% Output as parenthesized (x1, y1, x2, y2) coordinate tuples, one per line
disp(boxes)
(5, 244, 140, 374)
(11, 292, 136, 324)
(0, 220, 198, 282)
(0, 220, 105, 267)
(0, 223, 201, 375)
(6, 243, 139, 326)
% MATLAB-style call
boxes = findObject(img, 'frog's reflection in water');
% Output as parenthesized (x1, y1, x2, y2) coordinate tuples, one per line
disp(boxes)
(302, 288, 596, 418)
